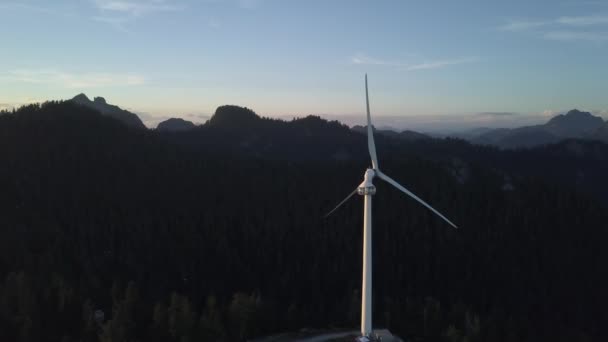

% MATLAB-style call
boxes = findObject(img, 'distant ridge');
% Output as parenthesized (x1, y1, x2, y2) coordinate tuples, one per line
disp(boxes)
(351, 125, 431, 141)
(466, 109, 606, 148)
(71, 93, 146, 129)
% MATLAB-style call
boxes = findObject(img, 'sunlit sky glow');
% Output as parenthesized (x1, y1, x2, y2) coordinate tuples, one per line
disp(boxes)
(1, 0, 608, 130)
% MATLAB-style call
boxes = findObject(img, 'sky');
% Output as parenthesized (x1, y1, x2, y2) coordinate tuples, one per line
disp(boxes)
(1, 0, 608, 130)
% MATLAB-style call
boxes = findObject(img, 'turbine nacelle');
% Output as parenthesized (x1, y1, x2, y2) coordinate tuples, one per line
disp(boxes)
(357, 168, 376, 195)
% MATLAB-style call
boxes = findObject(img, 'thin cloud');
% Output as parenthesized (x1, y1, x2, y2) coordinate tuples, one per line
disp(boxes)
(543, 30, 608, 42)
(350, 53, 403, 66)
(3, 69, 145, 89)
(0, 2, 78, 18)
(478, 112, 518, 116)
(499, 20, 547, 32)
(500, 14, 608, 43)
(593, 109, 608, 119)
(134, 111, 171, 128)
(91, 0, 184, 31)
(542, 109, 558, 117)
(0, 2, 53, 14)
(561, 1, 608, 7)
(93, 0, 184, 16)
(350, 53, 476, 71)
(405, 57, 478, 71)
(557, 15, 608, 26)
(186, 113, 211, 121)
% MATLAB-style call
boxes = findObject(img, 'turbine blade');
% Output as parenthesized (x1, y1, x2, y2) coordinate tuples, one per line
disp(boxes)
(365, 74, 379, 170)
(376, 171, 458, 228)
(324, 188, 359, 218)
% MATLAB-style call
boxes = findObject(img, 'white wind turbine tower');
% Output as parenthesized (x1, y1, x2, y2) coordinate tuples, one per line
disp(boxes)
(325, 74, 458, 339)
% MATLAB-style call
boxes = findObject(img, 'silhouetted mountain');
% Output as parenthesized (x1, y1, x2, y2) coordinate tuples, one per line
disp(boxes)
(352, 125, 430, 141)
(468, 109, 604, 148)
(545, 109, 605, 137)
(157, 117, 196, 132)
(207, 105, 261, 127)
(164, 107, 358, 161)
(71, 93, 146, 129)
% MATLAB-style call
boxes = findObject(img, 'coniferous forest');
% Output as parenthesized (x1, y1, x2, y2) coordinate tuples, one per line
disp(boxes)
(1, 101, 607, 341)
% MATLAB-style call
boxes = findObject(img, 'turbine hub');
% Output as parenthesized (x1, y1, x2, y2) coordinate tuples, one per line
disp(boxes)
(358, 168, 376, 195)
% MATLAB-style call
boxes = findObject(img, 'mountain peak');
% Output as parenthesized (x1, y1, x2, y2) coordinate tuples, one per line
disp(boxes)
(547, 109, 600, 124)
(69, 94, 146, 129)
(157, 118, 196, 132)
(94, 97, 107, 104)
(207, 105, 260, 127)
(72, 93, 91, 103)
(564, 109, 591, 117)
(543, 109, 603, 138)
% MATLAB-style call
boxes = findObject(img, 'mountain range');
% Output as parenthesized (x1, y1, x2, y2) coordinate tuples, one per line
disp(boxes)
(458, 109, 608, 148)
(68, 94, 608, 149)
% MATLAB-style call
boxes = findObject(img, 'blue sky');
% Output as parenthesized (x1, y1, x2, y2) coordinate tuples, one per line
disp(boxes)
(1, 0, 607, 130)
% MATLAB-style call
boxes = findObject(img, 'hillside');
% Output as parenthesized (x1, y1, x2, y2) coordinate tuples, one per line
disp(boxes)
(0, 102, 607, 341)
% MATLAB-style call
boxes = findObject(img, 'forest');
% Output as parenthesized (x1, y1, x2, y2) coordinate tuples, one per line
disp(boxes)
(0, 101, 607, 341)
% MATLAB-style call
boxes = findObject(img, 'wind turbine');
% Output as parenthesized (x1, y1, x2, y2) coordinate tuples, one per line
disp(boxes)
(325, 74, 458, 339)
